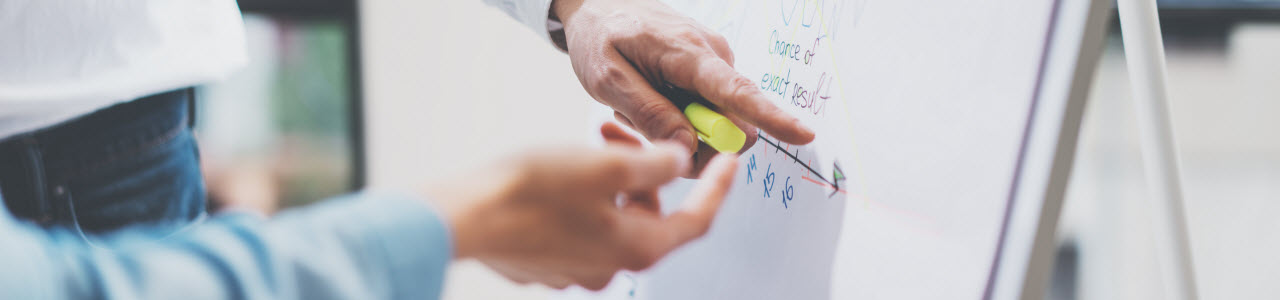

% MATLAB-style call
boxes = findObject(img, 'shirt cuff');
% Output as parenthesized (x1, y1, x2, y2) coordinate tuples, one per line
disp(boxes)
(345, 190, 453, 300)
(485, 0, 562, 51)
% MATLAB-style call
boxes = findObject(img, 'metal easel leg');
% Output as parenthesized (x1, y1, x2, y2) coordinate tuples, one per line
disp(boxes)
(1115, 0, 1199, 299)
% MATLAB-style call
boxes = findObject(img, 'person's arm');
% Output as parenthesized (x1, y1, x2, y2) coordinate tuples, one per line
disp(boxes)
(486, 0, 815, 176)
(0, 191, 451, 299)
(430, 133, 739, 289)
(0, 136, 738, 296)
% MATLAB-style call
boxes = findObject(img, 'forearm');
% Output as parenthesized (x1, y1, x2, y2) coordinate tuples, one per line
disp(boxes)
(0, 191, 451, 300)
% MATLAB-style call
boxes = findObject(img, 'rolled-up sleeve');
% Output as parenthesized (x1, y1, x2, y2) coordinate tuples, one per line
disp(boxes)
(0, 190, 452, 300)
(483, 0, 557, 43)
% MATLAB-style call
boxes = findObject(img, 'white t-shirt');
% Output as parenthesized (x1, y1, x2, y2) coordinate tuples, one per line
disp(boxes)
(0, 0, 552, 140)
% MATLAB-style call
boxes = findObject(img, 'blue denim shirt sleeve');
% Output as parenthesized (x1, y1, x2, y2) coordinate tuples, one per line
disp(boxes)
(0, 191, 452, 299)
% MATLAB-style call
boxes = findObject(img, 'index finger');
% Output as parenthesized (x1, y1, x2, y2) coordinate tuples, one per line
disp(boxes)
(670, 53, 815, 145)
(614, 153, 738, 270)
(664, 152, 738, 243)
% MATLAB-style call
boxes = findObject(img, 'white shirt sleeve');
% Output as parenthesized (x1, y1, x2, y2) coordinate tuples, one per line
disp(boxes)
(483, 0, 564, 49)
(0, 0, 246, 140)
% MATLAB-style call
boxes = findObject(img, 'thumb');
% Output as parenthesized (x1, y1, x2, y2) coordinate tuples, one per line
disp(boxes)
(613, 152, 739, 271)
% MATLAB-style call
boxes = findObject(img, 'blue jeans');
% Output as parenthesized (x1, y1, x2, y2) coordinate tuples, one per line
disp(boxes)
(0, 88, 206, 234)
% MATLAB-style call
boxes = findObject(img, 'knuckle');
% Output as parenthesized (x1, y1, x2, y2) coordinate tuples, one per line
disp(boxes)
(584, 282, 608, 291)
(675, 28, 704, 45)
(600, 65, 627, 83)
(590, 65, 629, 92)
(657, 52, 693, 83)
(580, 274, 614, 291)
(721, 75, 760, 101)
(620, 248, 660, 270)
(709, 33, 729, 48)
(710, 35, 734, 64)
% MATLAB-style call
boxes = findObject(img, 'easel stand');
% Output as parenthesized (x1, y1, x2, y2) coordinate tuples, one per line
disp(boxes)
(1116, 0, 1199, 299)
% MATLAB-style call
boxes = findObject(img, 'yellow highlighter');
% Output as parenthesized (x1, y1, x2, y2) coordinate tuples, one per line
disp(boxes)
(661, 87, 747, 153)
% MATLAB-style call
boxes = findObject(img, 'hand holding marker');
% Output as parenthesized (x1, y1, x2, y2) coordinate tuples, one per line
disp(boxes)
(660, 86, 747, 153)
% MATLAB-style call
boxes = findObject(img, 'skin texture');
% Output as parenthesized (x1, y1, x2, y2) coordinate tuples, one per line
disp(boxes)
(553, 0, 815, 176)
(425, 0, 819, 290)
(431, 122, 739, 291)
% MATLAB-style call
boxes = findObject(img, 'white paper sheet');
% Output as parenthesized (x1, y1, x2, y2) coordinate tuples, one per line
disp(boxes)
(562, 0, 1055, 298)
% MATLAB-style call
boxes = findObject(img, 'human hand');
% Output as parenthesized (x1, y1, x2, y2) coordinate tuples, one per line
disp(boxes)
(551, 0, 814, 176)
(429, 123, 738, 290)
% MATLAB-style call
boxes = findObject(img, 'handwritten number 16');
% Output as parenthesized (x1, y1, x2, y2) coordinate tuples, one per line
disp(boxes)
(781, 177, 795, 208)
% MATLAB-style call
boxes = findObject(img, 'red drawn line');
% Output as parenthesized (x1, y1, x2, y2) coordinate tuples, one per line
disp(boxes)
(802, 176, 848, 194)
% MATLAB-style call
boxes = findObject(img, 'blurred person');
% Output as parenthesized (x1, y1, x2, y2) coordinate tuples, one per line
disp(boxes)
(0, 0, 814, 295)
(0, 123, 740, 298)
(1, 0, 811, 235)
(0, 1, 239, 235)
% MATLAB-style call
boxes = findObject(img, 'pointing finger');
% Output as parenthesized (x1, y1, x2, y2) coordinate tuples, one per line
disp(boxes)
(668, 53, 815, 145)
(666, 153, 738, 244)
(614, 153, 738, 269)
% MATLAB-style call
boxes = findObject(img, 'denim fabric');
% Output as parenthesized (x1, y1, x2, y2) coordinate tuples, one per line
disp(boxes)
(0, 88, 206, 234)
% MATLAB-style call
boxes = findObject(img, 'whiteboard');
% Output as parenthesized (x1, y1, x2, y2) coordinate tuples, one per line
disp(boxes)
(563, 0, 1109, 299)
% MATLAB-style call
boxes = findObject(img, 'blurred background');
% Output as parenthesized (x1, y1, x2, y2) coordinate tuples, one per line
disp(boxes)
(195, 0, 1278, 299)
(1055, 3, 1280, 300)
(198, 0, 364, 213)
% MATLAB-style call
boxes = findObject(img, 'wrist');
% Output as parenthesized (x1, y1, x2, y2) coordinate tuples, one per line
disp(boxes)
(423, 182, 485, 260)
(448, 201, 485, 259)
(551, 0, 586, 25)
(427, 167, 526, 260)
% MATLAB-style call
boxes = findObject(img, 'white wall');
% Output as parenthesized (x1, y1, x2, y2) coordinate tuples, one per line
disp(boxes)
(361, 1, 590, 298)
